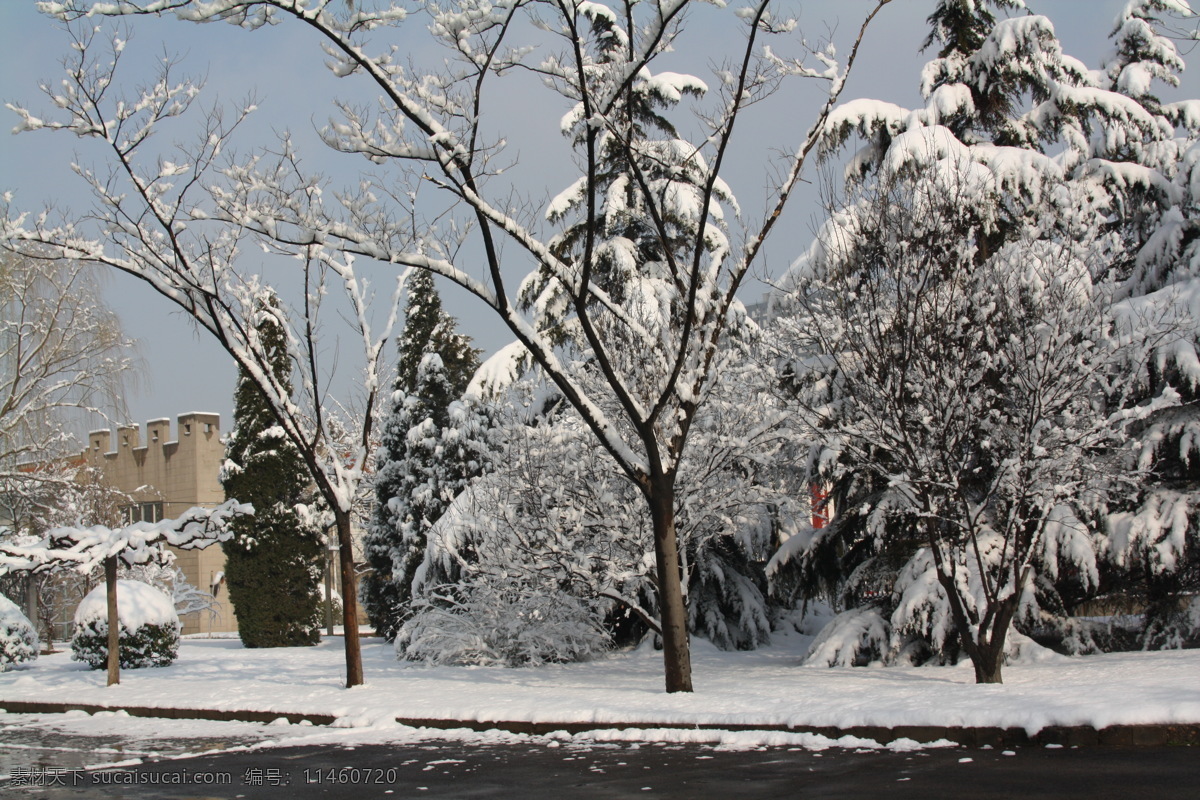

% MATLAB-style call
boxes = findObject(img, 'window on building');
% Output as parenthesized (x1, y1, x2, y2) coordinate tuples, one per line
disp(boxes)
(124, 502, 164, 525)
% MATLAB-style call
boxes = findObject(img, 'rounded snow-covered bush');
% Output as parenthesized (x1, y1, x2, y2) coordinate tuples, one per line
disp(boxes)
(71, 580, 180, 670)
(396, 584, 609, 667)
(0, 594, 39, 671)
(801, 607, 890, 667)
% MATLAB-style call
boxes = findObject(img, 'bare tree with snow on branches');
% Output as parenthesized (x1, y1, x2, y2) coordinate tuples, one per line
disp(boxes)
(4, 0, 892, 692)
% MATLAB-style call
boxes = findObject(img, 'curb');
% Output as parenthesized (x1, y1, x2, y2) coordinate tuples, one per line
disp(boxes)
(3, 701, 1198, 748)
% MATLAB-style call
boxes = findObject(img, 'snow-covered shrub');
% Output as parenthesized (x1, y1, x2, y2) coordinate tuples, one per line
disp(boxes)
(0, 594, 39, 671)
(801, 607, 889, 667)
(71, 580, 180, 669)
(396, 583, 609, 667)
(1143, 595, 1200, 650)
(688, 534, 773, 651)
(122, 563, 221, 624)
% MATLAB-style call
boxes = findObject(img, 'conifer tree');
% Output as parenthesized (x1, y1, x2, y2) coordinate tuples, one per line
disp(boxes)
(220, 293, 323, 647)
(1099, 0, 1200, 647)
(361, 272, 482, 640)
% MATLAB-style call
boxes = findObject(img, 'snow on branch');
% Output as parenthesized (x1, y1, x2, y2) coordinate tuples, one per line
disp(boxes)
(0, 499, 251, 576)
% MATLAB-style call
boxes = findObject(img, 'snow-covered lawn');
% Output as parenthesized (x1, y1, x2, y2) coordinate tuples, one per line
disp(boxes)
(3, 630, 1198, 738)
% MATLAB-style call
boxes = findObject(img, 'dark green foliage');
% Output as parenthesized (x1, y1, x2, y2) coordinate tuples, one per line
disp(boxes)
(361, 273, 483, 640)
(394, 271, 480, 396)
(922, 0, 1051, 146)
(221, 293, 323, 648)
(686, 535, 771, 651)
(71, 619, 178, 669)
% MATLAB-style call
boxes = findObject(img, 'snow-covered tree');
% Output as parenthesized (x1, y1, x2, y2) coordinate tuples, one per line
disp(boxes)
(3, 23, 403, 687)
(0, 252, 138, 534)
(393, 271, 480, 397)
(520, 2, 731, 341)
(0, 500, 248, 684)
(221, 292, 324, 648)
(775, 160, 1167, 683)
(6, 0, 892, 693)
(401, 335, 794, 664)
(361, 271, 482, 640)
(1, 451, 132, 651)
(769, 0, 1199, 682)
(1098, 0, 1200, 646)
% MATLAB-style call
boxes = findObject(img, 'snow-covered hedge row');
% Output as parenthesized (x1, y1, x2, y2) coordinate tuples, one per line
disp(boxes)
(0, 594, 38, 671)
(71, 580, 180, 669)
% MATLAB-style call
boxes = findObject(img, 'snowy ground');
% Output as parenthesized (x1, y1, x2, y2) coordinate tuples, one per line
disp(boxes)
(3, 628, 1198, 751)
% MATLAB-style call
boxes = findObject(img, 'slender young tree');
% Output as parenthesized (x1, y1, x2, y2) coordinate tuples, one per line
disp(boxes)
(221, 292, 324, 648)
(3, 25, 402, 687)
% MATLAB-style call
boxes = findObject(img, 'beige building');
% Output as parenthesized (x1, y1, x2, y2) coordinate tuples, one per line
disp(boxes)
(84, 413, 236, 635)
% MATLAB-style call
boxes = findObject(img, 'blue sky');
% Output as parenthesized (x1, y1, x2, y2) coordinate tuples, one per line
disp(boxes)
(2, 0, 1196, 435)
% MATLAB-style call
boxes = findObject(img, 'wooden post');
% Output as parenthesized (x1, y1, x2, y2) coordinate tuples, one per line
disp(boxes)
(104, 556, 119, 686)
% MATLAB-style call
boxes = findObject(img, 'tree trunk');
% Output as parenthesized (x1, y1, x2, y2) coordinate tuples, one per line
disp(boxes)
(335, 508, 364, 688)
(104, 556, 119, 687)
(972, 595, 1020, 685)
(325, 545, 335, 637)
(931, 548, 1017, 685)
(972, 650, 1003, 684)
(25, 577, 42, 652)
(647, 477, 692, 693)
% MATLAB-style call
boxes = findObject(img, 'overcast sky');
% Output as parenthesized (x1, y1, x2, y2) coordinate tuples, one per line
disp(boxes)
(2, 0, 1197, 440)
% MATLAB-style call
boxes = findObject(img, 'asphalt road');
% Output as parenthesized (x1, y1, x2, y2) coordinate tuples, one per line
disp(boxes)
(7, 740, 1199, 799)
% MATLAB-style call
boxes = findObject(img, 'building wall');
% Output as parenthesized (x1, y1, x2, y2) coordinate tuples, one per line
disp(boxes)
(84, 413, 236, 635)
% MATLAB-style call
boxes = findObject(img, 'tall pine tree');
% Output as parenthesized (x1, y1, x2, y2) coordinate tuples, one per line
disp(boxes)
(361, 271, 482, 640)
(220, 291, 323, 648)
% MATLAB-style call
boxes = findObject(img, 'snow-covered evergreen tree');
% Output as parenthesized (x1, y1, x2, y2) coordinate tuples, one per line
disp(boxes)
(771, 0, 1193, 681)
(361, 273, 483, 640)
(394, 272, 480, 396)
(0, 593, 38, 671)
(220, 292, 323, 648)
(520, 2, 733, 340)
(1097, 1, 1200, 647)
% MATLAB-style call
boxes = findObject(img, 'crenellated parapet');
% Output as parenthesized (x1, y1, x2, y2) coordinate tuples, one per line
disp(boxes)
(82, 412, 232, 635)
